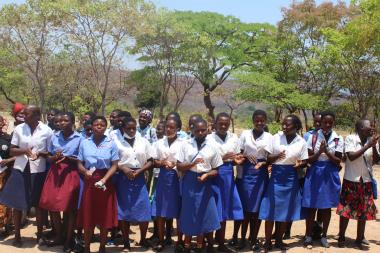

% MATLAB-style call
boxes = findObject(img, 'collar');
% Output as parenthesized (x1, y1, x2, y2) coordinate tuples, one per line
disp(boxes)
(59, 130, 81, 140)
(211, 131, 232, 143)
(317, 129, 339, 142)
(278, 131, 302, 145)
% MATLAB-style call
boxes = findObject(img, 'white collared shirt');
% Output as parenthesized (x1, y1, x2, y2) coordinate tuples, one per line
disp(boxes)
(111, 129, 154, 168)
(306, 129, 344, 161)
(153, 137, 184, 171)
(11, 122, 53, 173)
(239, 130, 273, 160)
(271, 131, 308, 165)
(176, 138, 223, 173)
(207, 132, 240, 157)
(344, 134, 379, 183)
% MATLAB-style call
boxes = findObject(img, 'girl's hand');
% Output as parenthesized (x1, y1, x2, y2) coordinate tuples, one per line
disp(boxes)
(84, 170, 94, 180)
(255, 161, 266, 170)
(198, 173, 208, 183)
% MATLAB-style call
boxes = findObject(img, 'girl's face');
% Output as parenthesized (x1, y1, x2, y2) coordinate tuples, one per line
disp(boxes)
(165, 120, 177, 139)
(215, 116, 230, 136)
(282, 117, 297, 135)
(253, 115, 266, 132)
(194, 122, 208, 141)
(92, 119, 107, 136)
(123, 121, 137, 138)
(60, 115, 73, 132)
(54, 115, 62, 131)
(321, 115, 334, 134)
(84, 124, 92, 137)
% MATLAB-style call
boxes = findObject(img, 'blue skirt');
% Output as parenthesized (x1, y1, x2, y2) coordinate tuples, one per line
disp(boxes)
(179, 170, 220, 236)
(302, 160, 341, 209)
(151, 168, 180, 219)
(237, 160, 269, 213)
(0, 165, 46, 211)
(114, 170, 151, 222)
(259, 164, 306, 222)
(213, 162, 243, 221)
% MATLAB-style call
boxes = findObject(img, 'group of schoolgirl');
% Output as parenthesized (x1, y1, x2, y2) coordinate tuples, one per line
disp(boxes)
(0, 103, 378, 253)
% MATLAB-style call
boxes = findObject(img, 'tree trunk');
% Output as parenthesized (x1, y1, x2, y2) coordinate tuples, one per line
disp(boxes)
(274, 107, 282, 122)
(204, 89, 215, 120)
(301, 109, 309, 131)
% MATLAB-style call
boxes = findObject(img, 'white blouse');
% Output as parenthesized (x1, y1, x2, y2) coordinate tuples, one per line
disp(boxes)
(153, 136, 184, 171)
(344, 134, 380, 183)
(176, 138, 223, 173)
(239, 130, 273, 160)
(271, 132, 308, 165)
(207, 132, 240, 158)
(306, 129, 344, 161)
(111, 129, 154, 168)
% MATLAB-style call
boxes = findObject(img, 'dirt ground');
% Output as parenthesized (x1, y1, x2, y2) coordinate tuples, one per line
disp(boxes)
(0, 166, 379, 253)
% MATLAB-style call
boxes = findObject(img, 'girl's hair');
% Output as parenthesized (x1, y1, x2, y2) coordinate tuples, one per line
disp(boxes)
(61, 112, 75, 124)
(252, 109, 267, 120)
(91, 116, 108, 126)
(215, 112, 230, 122)
(284, 114, 302, 131)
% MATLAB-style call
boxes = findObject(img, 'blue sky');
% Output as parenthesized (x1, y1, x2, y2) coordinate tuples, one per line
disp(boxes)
(2, 0, 351, 25)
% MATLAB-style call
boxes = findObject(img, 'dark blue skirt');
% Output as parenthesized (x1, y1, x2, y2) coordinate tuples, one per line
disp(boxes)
(237, 160, 269, 213)
(179, 170, 220, 236)
(213, 162, 243, 221)
(302, 160, 341, 209)
(114, 170, 151, 222)
(151, 168, 180, 219)
(0, 165, 46, 211)
(259, 164, 306, 222)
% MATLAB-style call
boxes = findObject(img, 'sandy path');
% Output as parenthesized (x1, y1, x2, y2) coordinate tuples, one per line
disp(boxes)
(0, 167, 379, 253)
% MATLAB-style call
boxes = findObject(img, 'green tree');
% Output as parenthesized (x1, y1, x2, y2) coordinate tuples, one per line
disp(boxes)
(169, 11, 275, 119)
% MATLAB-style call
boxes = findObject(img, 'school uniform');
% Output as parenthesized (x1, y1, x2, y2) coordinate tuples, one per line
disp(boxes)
(0, 122, 53, 211)
(137, 125, 157, 144)
(77, 136, 119, 229)
(259, 132, 308, 222)
(39, 131, 82, 212)
(112, 130, 153, 222)
(176, 138, 223, 236)
(302, 129, 343, 209)
(151, 137, 183, 219)
(237, 130, 272, 213)
(207, 132, 243, 221)
(336, 134, 378, 220)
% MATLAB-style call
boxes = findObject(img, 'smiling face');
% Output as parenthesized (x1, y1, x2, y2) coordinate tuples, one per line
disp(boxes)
(253, 115, 266, 132)
(215, 116, 230, 136)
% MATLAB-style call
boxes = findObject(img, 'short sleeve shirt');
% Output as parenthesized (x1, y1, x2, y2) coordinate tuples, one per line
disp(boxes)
(344, 134, 380, 183)
(11, 122, 53, 173)
(112, 129, 154, 168)
(271, 132, 308, 165)
(176, 138, 223, 173)
(207, 132, 240, 158)
(306, 129, 344, 161)
(48, 131, 83, 157)
(239, 130, 273, 160)
(78, 136, 119, 170)
(154, 137, 184, 171)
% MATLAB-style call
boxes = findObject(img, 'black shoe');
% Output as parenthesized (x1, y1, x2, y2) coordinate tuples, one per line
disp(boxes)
(73, 242, 84, 253)
(12, 238, 23, 248)
(164, 238, 174, 246)
(251, 240, 260, 251)
(228, 237, 238, 247)
(217, 244, 233, 253)
(122, 241, 131, 252)
(337, 236, 345, 248)
(63, 239, 75, 253)
(283, 231, 291, 240)
(175, 242, 185, 253)
(235, 239, 246, 250)
(274, 242, 288, 251)
(153, 242, 165, 252)
(354, 239, 365, 250)
(263, 241, 272, 253)
(137, 239, 150, 249)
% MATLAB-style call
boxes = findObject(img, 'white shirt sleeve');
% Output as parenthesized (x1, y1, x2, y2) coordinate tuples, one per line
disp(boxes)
(239, 132, 245, 151)
(306, 133, 313, 150)
(300, 141, 309, 160)
(210, 151, 223, 169)
(176, 142, 186, 163)
(263, 134, 273, 154)
(344, 135, 356, 153)
(11, 127, 20, 146)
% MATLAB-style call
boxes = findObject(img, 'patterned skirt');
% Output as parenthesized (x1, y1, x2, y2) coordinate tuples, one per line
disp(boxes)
(336, 179, 377, 220)
(0, 170, 10, 228)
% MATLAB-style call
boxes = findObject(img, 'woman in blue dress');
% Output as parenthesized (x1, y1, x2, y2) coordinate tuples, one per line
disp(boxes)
(112, 116, 153, 251)
(207, 112, 244, 251)
(302, 111, 343, 248)
(176, 118, 223, 253)
(259, 115, 308, 252)
(151, 117, 184, 252)
(77, 116, 119, 253)
(235, 110, 273, 250)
